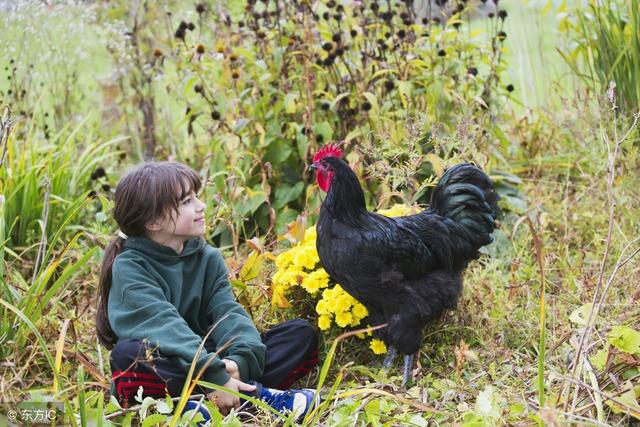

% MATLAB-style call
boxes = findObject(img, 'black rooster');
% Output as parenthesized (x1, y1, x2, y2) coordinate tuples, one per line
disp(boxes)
(310, 145, 500, 385)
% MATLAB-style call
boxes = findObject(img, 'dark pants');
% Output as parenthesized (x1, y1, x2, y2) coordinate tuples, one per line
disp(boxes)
(109, 319, 318, 406)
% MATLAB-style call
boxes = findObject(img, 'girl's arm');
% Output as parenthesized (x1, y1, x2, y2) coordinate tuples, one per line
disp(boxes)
(204, 249, 267, 381)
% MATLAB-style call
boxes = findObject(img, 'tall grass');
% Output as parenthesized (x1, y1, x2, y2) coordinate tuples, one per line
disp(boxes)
(1, 117, 123, 250)
(561, 0, 640, 112)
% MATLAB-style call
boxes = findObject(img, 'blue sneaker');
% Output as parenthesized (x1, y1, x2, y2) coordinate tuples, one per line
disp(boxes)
(182, 399, 211, 426)
(253, 383, 317, 422)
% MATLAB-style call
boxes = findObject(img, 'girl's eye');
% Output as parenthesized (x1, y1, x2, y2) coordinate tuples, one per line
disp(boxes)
(182, 198, 191, 205)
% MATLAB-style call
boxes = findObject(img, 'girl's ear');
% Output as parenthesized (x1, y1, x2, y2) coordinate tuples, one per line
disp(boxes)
(145, 218, 163, 232)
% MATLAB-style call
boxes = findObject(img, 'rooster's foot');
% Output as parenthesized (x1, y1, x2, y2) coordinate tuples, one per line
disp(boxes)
(382, 346, 397, 369)
(401, 353, 414, 387)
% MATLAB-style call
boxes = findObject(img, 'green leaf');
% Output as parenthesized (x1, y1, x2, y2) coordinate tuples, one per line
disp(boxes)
(182, 75, 197, 98)
(608, 325, 640, 355)
(274, 182, 304, 210)
(569, 303, 595, 326)
(475, 385, 503, 419)
(155, 399, 172, 415)
(284, 93, 298, 114)
(397, 81, 412, 109)
(590, 347, 609, 370)
(603, 381, 640, 419)
(313, 121, 333, 142)
(141, 414, 168, 427)
(263, 139, 292, 165)
(237, 190, 268, 216)
(229, 279, 247, 290)
(239, 252, 265, 282)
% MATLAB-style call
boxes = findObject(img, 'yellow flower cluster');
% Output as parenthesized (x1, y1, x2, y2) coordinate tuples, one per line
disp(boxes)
(272, 227, 329, 302)
(315, 285, 368, 330)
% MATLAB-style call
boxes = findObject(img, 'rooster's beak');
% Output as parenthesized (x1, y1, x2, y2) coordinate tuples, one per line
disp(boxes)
(308, 163, 318, 171)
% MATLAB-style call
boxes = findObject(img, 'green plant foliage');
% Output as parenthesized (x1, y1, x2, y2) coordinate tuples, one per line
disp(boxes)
(92, 0, 512, 245)
(560, 0, 640, 112)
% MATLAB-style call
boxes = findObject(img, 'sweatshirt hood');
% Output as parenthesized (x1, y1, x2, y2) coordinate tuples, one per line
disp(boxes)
(123, 236, 206, 262)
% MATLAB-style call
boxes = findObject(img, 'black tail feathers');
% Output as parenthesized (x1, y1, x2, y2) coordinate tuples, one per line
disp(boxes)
(430, 163, 500, 249)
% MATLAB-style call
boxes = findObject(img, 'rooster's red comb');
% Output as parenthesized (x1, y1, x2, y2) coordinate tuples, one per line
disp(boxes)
(313, 144, 344, 163)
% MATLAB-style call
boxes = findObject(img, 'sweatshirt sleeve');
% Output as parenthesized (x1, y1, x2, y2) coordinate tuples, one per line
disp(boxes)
(204, 250, 266, 381)
(108, 257, 231, 386)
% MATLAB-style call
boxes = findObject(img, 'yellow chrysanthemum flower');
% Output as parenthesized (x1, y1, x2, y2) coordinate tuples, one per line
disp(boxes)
(301, 269, 330, 294)
(278, 269, 307, 287)
(275, 250, 295, 269)
(352, 302, 368, 320)
(370, 339, 387, 355)
(335, 311, 353, 327)
(318, 314, 332, 330)
(293, 246, 320, 270)
(335, 295, 352, 313)
(316, 299, 329, 315)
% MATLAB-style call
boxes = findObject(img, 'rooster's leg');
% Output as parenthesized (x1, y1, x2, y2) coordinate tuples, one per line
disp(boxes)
(382, 346, 397, 369)
(401, 353, 414, 386)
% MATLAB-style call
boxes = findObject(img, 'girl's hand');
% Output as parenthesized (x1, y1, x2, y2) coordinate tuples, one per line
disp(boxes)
(209, 377, 256, 415)
(222, 358, 240, 380)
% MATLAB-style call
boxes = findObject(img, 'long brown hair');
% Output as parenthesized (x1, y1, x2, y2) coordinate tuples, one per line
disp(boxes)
(96, 161, 202, 349)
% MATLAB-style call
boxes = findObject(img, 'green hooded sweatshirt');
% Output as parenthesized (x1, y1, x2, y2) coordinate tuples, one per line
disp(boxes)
(108, 236, 266, 386)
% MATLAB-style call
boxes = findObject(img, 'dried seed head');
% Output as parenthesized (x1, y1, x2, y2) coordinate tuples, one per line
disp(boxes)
(211, 110, 221, 120)
(196, 44, 206, 54)
(153, 48, 163, 57)
(506, 84, 514, 92)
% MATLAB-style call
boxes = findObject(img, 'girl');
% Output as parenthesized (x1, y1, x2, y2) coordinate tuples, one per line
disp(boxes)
(96, 161, 319, 421)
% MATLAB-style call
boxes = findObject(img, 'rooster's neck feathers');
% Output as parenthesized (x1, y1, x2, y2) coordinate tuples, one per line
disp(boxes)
(323, 157, 368, 224)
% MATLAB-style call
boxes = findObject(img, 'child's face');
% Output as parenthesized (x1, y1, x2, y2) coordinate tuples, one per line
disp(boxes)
(148, 189, 207, 241)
